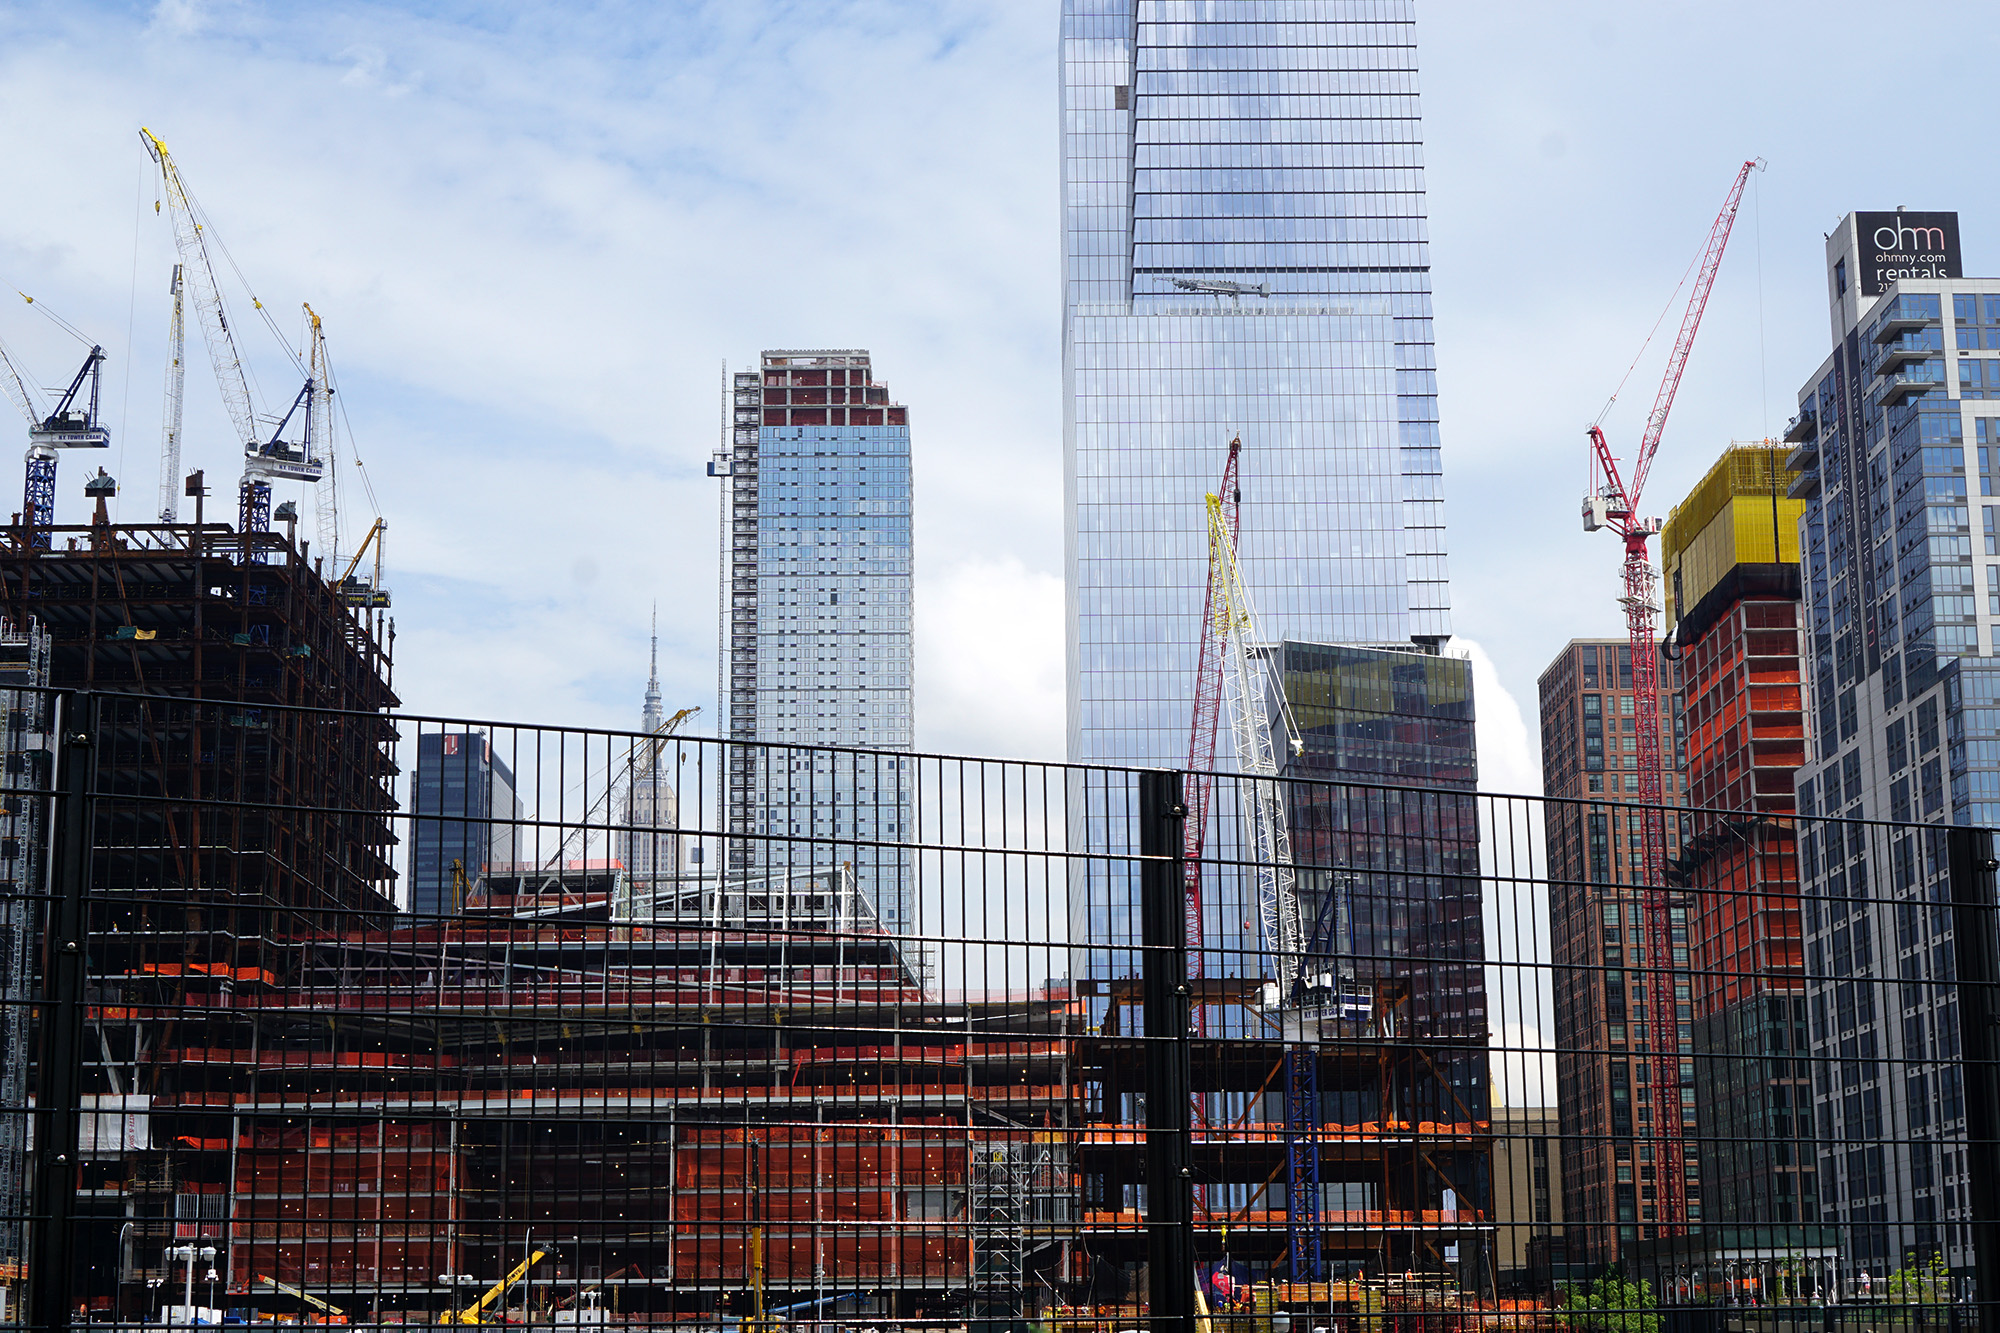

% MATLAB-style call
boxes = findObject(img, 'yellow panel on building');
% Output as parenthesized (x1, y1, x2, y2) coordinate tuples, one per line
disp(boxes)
(1659, 445, 1804, 632)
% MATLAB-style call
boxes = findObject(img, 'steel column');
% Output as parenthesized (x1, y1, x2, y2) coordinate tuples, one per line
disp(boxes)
(1139, 770, 1192, 1333)
(1948, 826, 2000, 1325)
(27, 695, 92, 1333)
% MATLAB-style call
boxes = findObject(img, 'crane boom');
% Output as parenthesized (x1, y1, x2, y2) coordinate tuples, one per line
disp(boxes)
(255, 1274, 345, 1318)
(1206, 491, 1304, 981)
(159, 264, 186, 522)
(140, 128, 257, 452)
(1200, 483, 1321, 1275)
(444, 1249, 545, 1325)
(1627, 159, 1763, 510)
(0, 337, 41, 428)
(1580, 157, 1760, 1236)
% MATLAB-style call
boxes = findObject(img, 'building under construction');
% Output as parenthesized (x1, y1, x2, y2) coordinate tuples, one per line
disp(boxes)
(70, 858, 1080, 1325)
(0, 511, 398, 918)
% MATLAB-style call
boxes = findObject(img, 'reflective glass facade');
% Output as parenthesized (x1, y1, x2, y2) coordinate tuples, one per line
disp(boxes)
(723, 350, 915, 933)
(1062, 0, 1451, 774)
(1062, 1, 1455, 962)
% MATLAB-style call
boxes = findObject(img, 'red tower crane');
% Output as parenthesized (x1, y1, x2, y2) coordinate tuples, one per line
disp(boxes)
(1183, 435, 1242, 983)
(1582, 157, 1762, 1232)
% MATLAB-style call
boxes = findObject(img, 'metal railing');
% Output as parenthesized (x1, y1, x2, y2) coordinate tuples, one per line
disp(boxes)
(0, 690, 1983, 1333)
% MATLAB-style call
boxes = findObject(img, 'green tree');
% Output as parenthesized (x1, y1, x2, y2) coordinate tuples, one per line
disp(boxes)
(1884, 1253, 1950, 1307)
(1559, 1273, 1660, 1333)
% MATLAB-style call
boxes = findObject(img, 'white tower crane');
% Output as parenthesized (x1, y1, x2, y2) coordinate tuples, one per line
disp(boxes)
(140, 127, 321, 551)
(0, 330, 110, 545)
(305, 303, 339, 565)
(1203, 489, 1306, 985)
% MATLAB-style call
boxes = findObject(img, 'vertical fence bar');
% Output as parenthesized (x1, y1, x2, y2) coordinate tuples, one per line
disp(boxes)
(28, 694, 90, 1333)
(1948, 825, 2000, 1322)
(1139, 770, 1191, 1333)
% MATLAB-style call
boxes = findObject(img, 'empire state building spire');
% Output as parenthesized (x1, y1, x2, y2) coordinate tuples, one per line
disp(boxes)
(641, 602, 662, 737)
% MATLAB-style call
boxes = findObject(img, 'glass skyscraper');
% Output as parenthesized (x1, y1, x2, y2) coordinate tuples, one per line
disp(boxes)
(409, 730, 520, 917)
(1063, 0, 1450, 773)
(721, 350, 915, 934)
(1062, 1, 1455, 956)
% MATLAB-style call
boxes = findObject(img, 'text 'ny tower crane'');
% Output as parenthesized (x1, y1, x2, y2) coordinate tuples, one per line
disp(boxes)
(1581, 156, 1762, 1233)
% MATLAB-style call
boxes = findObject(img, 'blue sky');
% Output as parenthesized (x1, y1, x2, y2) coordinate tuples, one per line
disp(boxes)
(0, 0, 1996, 808)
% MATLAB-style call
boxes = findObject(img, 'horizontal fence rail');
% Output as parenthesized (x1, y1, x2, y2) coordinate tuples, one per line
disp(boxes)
(0, 690, 1983, 1333)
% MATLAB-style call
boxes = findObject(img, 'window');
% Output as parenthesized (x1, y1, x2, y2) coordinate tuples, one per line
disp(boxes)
(1836, 258, 1848, 298)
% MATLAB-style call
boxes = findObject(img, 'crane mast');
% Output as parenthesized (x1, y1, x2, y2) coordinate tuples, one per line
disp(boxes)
(158, 264, 185, 522)
(1581, 156, 1761, 1234)
(1198, 480, 1322, 1275)
(306, 304, 338, 565)
(1183, 436, 1243, 980)
(1205, 490, 1305, 982)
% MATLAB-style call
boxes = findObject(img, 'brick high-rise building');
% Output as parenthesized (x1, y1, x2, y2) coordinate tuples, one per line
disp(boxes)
(1658, 445, 1823, 1255)
(1537, 640, 1693, 1265)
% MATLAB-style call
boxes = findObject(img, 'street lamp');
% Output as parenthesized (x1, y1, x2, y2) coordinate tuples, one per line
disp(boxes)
(164, 1244, 216, 1329)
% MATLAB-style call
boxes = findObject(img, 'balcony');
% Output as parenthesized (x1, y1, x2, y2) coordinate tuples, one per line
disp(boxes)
(1787, 468, 1821, 500)
(1874, 361, 1944, 404)
(1781, 409, 1817, 444)
(1875, 340, 1938, 372)
(1785, 438, 1817, 472)
(1872, 295, 1938, 342)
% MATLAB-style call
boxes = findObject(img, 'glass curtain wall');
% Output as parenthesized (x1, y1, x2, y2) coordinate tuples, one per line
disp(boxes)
(1062, 0, 1455, 963)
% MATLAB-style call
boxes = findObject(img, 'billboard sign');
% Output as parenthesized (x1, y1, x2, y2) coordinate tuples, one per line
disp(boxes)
(1856, 211, 1961, 295)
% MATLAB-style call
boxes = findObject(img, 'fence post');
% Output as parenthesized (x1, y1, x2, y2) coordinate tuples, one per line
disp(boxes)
(28, 695, 91, 1333)
(1139, 770, 1191, 1333)
(1947, 825, 2000, 1326)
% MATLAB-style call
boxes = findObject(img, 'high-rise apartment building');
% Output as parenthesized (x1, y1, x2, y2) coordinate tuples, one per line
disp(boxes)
(1061, 0, 1457, 955)
(410, 731, 520, 917)
(1783, 210, 1989, 1281)
(719, 350, 914, 932)
(1657, 445, 1823, 1257)
(1537, 640, 1693, 1265)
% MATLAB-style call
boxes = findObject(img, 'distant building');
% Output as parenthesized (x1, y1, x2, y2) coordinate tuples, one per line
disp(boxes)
(1491, 1107, 1562, 1291)
(1272, 641, 1490, 1279)
(1536, 640, 1691, 1265)
(616, 620, 681, 904)
(1658, 445, 1822, 1250)
(719, 350, 914, 934)
(410, 730, 520, 917)
(1275, 642, 1483, 1036)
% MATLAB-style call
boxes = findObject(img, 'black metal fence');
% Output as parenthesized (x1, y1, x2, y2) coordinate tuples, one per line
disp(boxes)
(0, 690, 1990, 1333)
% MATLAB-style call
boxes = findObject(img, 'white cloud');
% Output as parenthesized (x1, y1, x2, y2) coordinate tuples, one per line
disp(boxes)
(1460, 636, 1540, 797)
(916, 556, 1064, 761)
(1489, 1023, 1557, 1110)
